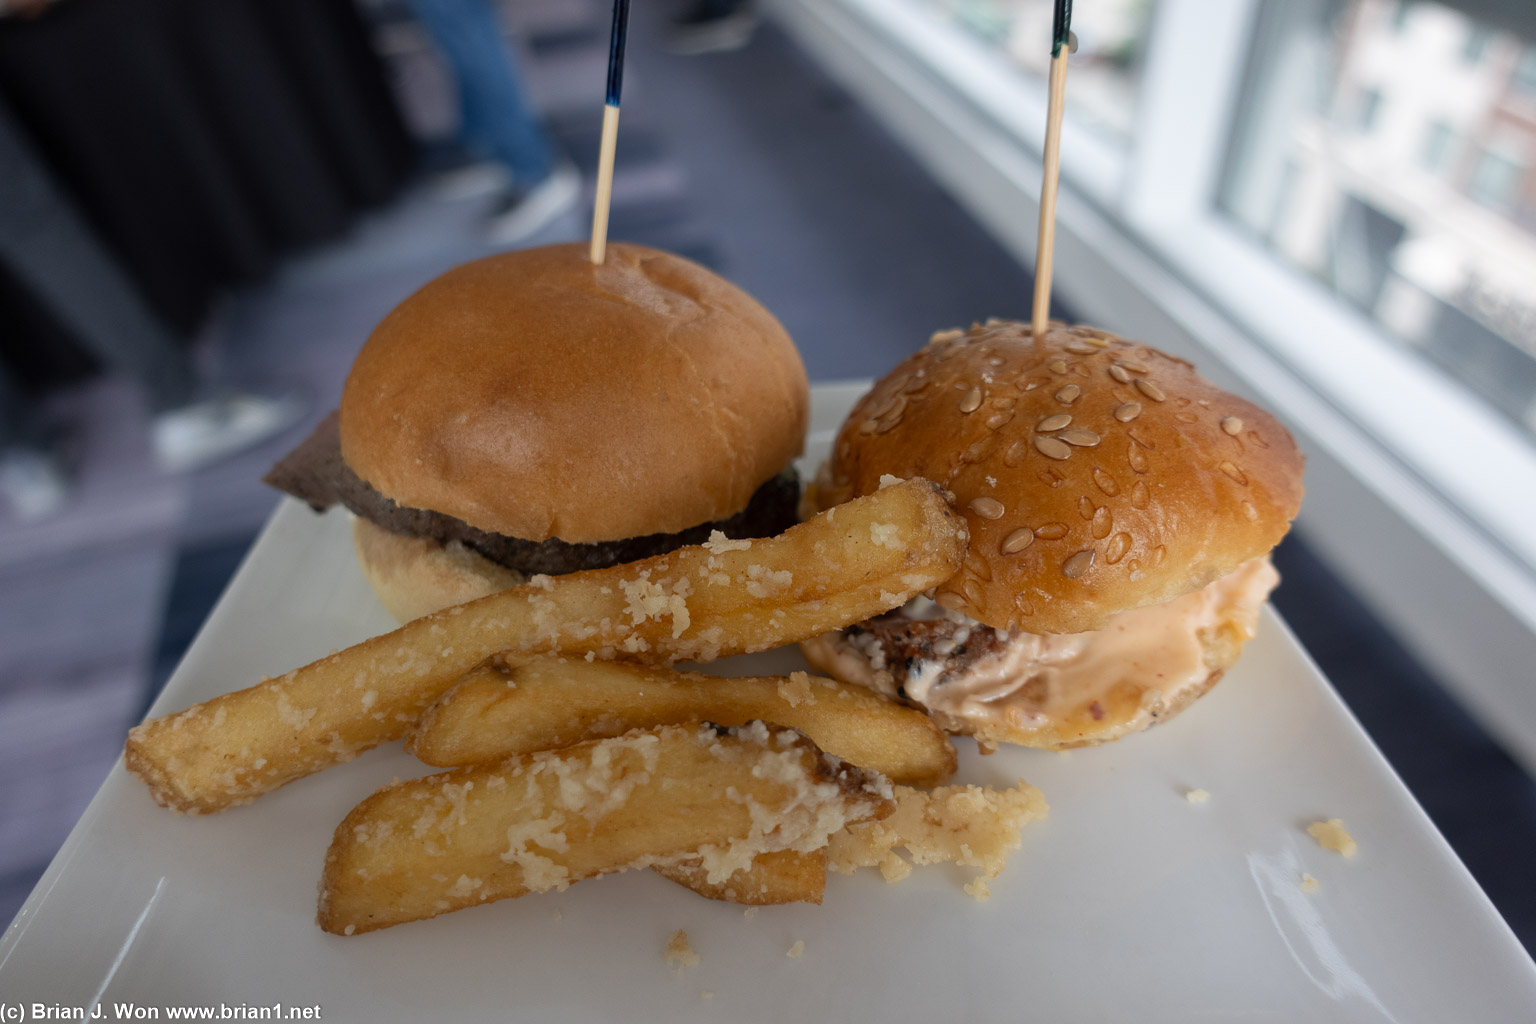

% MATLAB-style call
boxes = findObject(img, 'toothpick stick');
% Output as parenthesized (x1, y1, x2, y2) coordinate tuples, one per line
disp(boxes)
(1032, 0, 1072, 340)
(590, 0, 631, 265)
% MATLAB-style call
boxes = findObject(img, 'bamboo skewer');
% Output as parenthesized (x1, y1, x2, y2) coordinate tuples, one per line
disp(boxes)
(590, 0, 631, 266)
(1032, 0, 1073, 341)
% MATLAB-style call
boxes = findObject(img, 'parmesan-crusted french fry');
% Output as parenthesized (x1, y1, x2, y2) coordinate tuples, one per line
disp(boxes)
(125, 479, 965, 814)
(654, 849, 826, 906)
(318, 722, 892, 934)
(409, 658, 956, 787)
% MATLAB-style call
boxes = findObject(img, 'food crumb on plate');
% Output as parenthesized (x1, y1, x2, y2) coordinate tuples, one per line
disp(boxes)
(742, 907, 759, 920)
(1307, 818, 1358, 857)
(786, 940, 805, 959)
(1184, 788, 1211, 804)
(1300, 873, 1320, 893)
(665, 929, 699, 970)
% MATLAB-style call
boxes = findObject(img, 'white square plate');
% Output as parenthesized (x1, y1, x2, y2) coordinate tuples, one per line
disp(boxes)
(3, 384, 1533, 1022)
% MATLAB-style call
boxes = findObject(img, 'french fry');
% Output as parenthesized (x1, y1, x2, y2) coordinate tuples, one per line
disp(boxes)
(409, 658, 957, 787)
(654, 850, 826, 906)
(126, 479, 963, 814)
(318, 722, 892, 934)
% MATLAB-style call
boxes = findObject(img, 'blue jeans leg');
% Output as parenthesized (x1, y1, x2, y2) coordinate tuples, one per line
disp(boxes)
(407, 0, 555, 186)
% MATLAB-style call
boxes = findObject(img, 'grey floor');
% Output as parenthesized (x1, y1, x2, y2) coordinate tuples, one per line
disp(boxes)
(3, 0, 1534, 957)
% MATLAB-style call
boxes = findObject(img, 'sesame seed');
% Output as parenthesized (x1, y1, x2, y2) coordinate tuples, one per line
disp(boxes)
(962, 436, 997, 463)
(1107, 364, 1131, 384)
(1127, 446, 1149, 473)
(1092, 467, 1120, 496)
(985, 411, 1013, 430)
(1035, 436, 1072, 460)
(1221, 416, 1243, 435)
(962, 578, 986, 606)
(1062, 550, 1096, 578)
(1113, 402, 1141, 422)
(960, 388, 983, 413)
(1033, 522, 1068, 540)
(1003, 440, 1030, 467)
(1037, 414, 1072, 431)
(1130, 480, 1150, 507)
(1066, 343, 1096, 355)
(870, 393, 906, 420)
(968, 496, 1006, 520)
(1049, 359, 1069, 374)
(1134, 378, 1167, 402)
(1000, 528, 1035, 554)
(1219, 461, 1249, 485)
(1055, 384, 1081, 404)
(935, 591, 967, 611)
(1117, 359, 1150, 373)
(1105, 532, 1132, 564)
(1091, 505, 1113, 539)
(1059, 429, 1100, 447)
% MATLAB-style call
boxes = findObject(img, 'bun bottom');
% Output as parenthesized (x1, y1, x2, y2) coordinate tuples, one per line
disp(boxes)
(352, 516, 525, 624)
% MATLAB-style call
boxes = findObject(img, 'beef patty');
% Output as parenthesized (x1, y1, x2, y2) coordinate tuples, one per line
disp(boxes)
(264, 412, 801, 576)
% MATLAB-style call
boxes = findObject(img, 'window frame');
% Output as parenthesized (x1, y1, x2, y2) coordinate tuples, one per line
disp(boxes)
(767, 0, 1536, 771)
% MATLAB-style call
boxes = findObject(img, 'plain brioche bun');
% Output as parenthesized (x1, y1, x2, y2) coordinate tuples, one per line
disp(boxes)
(339, 242, 809, 545)
(812, 321, 1303, 634)
(351, 516, 520, 623)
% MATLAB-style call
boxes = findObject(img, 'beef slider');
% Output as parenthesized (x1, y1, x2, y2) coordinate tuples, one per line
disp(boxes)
(265, 242, 811, 623)
(265, 412, 800, 578)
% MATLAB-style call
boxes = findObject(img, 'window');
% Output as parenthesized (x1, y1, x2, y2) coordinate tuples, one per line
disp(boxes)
(1356, 87, 1383, 132)
(1221, 2, 1536, 439)
(1463, 26, 1494, 63)
(1467, 148, 1526, 210)
(1421, 120, 1457, 173)
(1514, 49, 1536, 98)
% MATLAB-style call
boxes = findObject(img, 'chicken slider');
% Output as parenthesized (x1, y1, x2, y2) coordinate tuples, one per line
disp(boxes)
(801, 321, 1304, 749)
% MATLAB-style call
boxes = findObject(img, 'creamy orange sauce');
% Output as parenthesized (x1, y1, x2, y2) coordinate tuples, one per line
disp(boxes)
(805, 558, 1278, 746)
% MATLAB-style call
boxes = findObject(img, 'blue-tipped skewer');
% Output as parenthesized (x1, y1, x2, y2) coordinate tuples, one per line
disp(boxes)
(1031, 0, 1073, 339)
(590, 0, 631, 265)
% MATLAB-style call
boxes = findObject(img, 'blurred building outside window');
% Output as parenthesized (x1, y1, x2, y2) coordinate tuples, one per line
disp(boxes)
(1220, 0, 1536, 441)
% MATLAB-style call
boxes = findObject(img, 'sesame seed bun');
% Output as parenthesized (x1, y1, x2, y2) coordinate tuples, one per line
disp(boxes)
(339, 242, 809, 545)
(350, 516, 521, 623)
(810, 321, 1304, 634)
